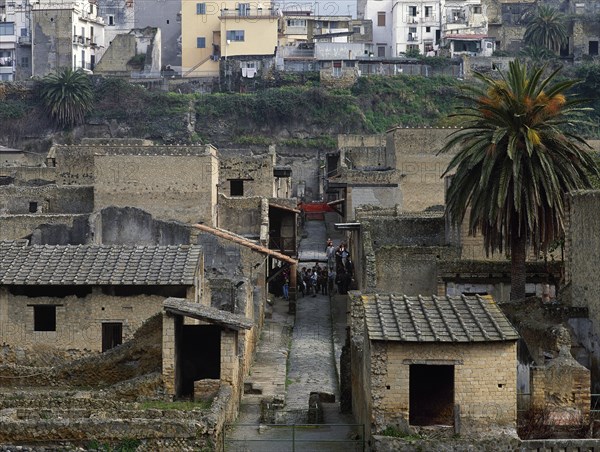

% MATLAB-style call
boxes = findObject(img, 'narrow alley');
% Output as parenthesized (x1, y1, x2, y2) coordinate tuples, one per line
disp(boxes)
(224, 215, 363, 451)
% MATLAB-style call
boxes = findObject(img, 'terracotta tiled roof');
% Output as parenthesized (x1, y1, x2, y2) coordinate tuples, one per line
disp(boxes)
(362, 294, 519, 342)
(0, 242, 201, 286)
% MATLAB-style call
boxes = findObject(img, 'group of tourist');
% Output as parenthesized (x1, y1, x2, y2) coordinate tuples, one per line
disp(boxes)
(273, 238, 355, 300)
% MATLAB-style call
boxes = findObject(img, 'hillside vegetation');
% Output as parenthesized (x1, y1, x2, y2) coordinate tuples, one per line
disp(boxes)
(2, 65, 600, 148)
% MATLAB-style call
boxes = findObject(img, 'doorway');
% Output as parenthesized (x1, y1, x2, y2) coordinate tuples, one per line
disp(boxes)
(177, 325, 221, 398)
(409, 364, 454, 425)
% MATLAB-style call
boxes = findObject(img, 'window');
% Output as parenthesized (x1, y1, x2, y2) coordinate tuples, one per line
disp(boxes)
(20, 56, 29, 68)
(196, 2, 206, 14)
(197, 37, 206, 48)
(377, 11, 385, 26)
(230, 180, 244, 196)
(287, 19, 306, 27)
(590, 40, 599, 56)
(409, 6, 417, 16)
(425, 26, 431, 33)
(0, 23, 15, 36)
(473, 5, 482, 14)
(34, 305, 56, 331)
(425, 6, 432, 17)
(377, 45, 385, 57)
(409, 27, 417, 33)
(226, 30, 245, 42)
(238, 3, 250, 16)
(20, 28, 27, 37)
(28, 201, 37, 213)
(108, 15, 114, 26)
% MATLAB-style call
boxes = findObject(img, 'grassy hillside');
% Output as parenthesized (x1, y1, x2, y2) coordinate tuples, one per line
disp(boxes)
(2, 67, 600, 148)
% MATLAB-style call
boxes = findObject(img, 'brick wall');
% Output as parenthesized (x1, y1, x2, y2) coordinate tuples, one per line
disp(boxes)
(219, 153, 275, 198)
(0, 214, 89, 242)
(372, 340, 517, 433)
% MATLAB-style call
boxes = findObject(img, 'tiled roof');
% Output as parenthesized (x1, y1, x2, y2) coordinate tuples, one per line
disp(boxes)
(164, 298, 253, 331)
(362, 294, 519, 343)
(0, 242, 201, 286)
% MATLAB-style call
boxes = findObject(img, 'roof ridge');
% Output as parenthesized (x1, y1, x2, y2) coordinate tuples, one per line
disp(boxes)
(418, 294, 440, 341)
(475, 294, 507, 340)
(405, 295, 422, 342)
(447, 295, 473, 341)
(461, 294, 491, 340)
(432, 294, 458, 342)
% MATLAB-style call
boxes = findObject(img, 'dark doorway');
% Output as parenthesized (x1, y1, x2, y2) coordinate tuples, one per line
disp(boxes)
(178, 325, 221, 398)
(409, 364, 454, 426)
(102, 322, 123, 352)
(590, 41, 599, 56)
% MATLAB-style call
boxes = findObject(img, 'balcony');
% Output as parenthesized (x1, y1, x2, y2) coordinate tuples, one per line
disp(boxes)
(18, 35, 31, 46)
(407, 34, 419, 42)
(219, 8, 278, 19)
(0, 34, 17, 44)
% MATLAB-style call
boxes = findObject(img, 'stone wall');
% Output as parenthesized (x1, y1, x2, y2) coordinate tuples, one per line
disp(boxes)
(218, 151, 275, 198)
(0, 166, 56, 185)
(93, 152, 218, 225)
(387, 127, 457, 211)
(31, 9, 74, 76)
(0, 185, 93, 214)
(217, 195, 264, 238)
(0, 288, 174, 352)
(95, 206, 191, 245)
(338, 134, 392, 170)
(374, 246, 457, 294)
(0, 214, 89, 243)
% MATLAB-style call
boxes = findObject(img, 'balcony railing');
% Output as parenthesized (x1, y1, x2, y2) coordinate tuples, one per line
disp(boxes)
(18, 35, 31, 45)
(219, 8, 278, 18)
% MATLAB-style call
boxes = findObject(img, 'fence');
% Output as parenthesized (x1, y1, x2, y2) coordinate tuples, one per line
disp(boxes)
(223, 423, 365, 452)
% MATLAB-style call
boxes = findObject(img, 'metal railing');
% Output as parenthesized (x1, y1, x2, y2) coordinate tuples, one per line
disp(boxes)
(223, 423, 365, 451)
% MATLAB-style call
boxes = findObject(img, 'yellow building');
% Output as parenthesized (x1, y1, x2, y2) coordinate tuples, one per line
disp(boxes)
(182, 1, 279, 77)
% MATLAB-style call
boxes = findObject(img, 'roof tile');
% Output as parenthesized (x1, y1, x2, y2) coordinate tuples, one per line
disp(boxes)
(362, 293, 519, 343)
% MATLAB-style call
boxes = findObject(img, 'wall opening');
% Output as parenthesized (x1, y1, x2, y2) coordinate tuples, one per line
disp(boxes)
(10, 285, 92, 298)
(230, 179, 244, 196)
(177, 324, 221, 398)
(29, 201, 37, 213)
(102, 322, 123, 352)
(101, 285, 187, 297)
(33, 305, 56, 331)
(409, 364, 454, 426)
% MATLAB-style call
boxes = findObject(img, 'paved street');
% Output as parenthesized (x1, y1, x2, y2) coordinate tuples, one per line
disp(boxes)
(225, 218, 360, 451)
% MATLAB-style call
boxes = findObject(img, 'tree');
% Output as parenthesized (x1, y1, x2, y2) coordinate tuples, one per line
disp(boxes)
(440, 61, 598, 300)
(523, 5, 568, 54)
(519, 45, 557, 65)
(38, 68, 94, 128)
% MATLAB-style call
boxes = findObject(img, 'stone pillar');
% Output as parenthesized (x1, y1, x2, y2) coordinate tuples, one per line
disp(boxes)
(221, 330, 238, 385)
(162, 312, 176, 398)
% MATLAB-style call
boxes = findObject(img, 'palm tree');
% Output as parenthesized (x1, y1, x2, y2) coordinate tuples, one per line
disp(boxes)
(524, 5, 568, 54)
(519, 45, 557, 65)
(38, 68, 94, 128)
(440, 61, 598, 300)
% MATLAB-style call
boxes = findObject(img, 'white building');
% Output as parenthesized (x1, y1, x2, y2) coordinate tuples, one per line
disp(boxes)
(31, 0, 105, 76)
(361, 0, 486, 57)
(0, 0, 32, 81)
